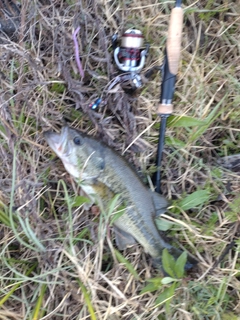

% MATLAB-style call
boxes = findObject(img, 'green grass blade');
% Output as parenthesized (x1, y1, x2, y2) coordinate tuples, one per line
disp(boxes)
(31, 284, 47, 320)
(167, 115, 207, 128)
(0, 281, 22, 307)
(114, 249, 139, 280)
(77, 280, 97, 320)
(25, 217, 46, 252)
(0, 207, 12, 227)
(0, 263, 37, 307)
(9, 148, 40, 251)
(188, 93, 228, 143)
(155, 282, 177, 312)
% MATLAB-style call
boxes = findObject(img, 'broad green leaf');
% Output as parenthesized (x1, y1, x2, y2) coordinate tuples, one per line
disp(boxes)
(178, 190, 211, 211)
(114, 249, 139, 280)
(165, 136, 186, 148)
(155, 217, 175, 231)
(72, 196, 90, 207)
(140, 277, 163, 294)
(175, 251, 187, 278)
(145, 277, 164, 283)
(155, 282, 177, 312)
(140, 282, 161, 294)
(167, 115, 206, 128)
(161, 277, 178, 285)
(162, 249, 176, 278)
(165, 282, 177, 313)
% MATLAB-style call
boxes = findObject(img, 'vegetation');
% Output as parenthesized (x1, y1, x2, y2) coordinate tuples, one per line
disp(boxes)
(0, 0, 239, 319)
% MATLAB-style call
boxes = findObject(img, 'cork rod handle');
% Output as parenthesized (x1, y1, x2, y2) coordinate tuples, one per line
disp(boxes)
(166, 7, 184, 75)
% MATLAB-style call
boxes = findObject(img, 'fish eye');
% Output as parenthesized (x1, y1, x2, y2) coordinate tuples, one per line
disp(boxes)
(73, 136, 82, 146)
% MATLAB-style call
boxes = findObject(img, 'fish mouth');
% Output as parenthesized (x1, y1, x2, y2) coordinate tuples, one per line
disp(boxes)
(44, 126, 70, 157)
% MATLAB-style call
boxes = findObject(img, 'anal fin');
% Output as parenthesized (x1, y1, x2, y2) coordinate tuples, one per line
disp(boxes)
(113, 226, 137, 250)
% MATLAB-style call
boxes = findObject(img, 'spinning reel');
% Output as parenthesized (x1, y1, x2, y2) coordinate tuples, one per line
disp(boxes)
(90, 28, 153, 109)
(111, 28, 149, 91)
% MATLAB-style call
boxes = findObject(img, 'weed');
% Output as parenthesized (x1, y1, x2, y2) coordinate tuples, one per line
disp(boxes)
(0, 0, 239, 319)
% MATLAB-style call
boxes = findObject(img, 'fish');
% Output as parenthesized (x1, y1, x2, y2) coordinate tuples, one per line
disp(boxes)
(44, 126, 197, 270)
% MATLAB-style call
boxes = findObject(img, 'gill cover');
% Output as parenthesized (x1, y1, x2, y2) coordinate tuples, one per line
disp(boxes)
(44, 127, 105, 180)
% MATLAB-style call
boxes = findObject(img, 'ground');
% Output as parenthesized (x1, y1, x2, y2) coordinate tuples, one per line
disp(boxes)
(0, 0, 239, 319)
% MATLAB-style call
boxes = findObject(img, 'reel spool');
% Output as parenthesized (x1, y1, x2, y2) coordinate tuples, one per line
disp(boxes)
(113, 29, 148, 75)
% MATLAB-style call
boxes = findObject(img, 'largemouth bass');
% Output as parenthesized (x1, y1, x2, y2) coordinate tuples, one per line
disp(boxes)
(44, 126, 196, 270)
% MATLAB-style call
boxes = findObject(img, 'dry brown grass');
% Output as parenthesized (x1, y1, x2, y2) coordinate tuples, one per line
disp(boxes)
(0, 0, 240, 319)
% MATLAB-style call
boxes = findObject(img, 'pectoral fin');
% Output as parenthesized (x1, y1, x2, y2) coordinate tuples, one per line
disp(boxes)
(113, 226, 137, 250)
(150, 190, 169, 217)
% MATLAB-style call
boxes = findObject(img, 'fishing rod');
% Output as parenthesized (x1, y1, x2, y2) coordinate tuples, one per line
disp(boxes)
(155, 0, 184, 193)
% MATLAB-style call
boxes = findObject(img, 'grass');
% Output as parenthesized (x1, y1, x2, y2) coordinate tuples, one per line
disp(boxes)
(0, 0, 240, 319)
